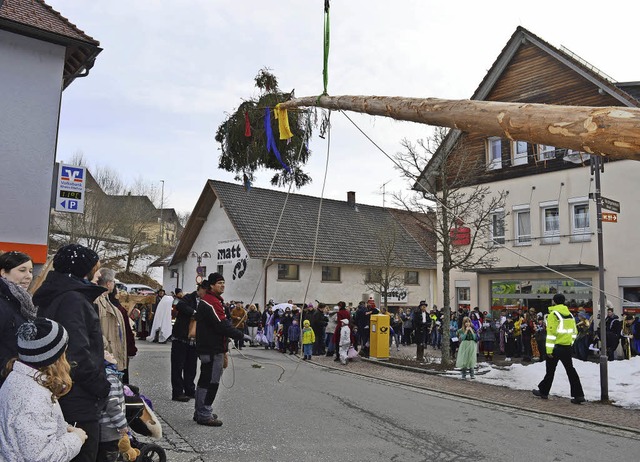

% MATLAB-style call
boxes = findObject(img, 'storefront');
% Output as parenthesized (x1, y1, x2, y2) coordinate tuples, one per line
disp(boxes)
(490, 277, 593, 318)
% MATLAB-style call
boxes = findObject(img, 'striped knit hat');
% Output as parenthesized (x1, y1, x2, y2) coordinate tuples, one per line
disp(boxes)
(17, 318, 68, 368)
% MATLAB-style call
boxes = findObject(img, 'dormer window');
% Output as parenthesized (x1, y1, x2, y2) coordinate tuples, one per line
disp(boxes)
(486, 137, 502, 170)
(511, 141, 528, 166)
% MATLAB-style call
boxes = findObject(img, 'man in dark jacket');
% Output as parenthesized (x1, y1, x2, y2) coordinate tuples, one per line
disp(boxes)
(33, 244, 110, 462)
(194, 273, 244, 427)
(413, 302, 429, 360)
(605, 306, 622, 361)
(170, 285, 203, 402)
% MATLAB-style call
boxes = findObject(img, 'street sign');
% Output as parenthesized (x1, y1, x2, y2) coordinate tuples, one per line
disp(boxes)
(602, 212, 618, 223)
(601, 196, 620, 213)
(55, 163, 86, 214)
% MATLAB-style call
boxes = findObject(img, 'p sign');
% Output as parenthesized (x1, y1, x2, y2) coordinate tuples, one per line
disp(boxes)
(55, 163, 86, 214)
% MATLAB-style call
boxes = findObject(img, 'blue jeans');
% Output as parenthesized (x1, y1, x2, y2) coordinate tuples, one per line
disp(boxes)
(303, 343, 313, 356)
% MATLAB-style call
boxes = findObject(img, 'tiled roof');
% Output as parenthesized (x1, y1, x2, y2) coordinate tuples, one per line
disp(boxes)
(0, 0, 98, 44)
(0, 0, 101, 89)
(209, 180, 436, 269)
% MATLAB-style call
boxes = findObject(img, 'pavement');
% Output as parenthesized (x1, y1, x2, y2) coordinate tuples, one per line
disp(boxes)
(308, 342, 640, 436)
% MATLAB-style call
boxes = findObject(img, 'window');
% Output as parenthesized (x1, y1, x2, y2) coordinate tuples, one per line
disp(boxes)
(456, 286, 471, 310)
(490, 210, 505, 245)
(511, 141, 528, 166)
(538, 144, 555, 161)
(541, 203, 560, 244)
(513, 207, 531, 245)
(570, 200, 591, 242)
(321, 266, 341, 282)
(365, 269, 382, 284)
(278, 264, 299, 280)
(405, 271, 419, 285)
(486, 137, 502, 170)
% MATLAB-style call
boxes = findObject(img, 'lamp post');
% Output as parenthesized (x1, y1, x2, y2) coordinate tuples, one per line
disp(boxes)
(190, 251, 211, 283)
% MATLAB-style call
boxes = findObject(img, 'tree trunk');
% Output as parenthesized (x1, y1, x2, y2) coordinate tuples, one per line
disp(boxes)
(280, 95, 640, 159)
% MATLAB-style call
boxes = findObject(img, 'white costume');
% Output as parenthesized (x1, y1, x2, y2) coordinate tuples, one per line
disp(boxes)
(146, 295, 174, 343)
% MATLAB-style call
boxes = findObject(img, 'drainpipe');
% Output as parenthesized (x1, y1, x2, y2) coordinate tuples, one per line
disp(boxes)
(263, 259, 273, 308)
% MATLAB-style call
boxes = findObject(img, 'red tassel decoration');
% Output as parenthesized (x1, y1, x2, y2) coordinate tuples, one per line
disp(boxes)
(244, 110, 251, 137)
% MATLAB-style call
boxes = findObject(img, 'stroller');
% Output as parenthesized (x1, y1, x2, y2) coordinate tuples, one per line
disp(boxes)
(120, 384, 167, 462)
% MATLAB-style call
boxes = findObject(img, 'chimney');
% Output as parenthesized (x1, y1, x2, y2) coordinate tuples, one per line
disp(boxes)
(347, 191, 356, 207)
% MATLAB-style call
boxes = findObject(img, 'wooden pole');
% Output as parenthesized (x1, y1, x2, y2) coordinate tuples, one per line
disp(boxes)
(279, 95, 640, 159)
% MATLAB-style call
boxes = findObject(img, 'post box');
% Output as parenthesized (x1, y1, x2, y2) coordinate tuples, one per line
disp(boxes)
(369, 314, 390, 359)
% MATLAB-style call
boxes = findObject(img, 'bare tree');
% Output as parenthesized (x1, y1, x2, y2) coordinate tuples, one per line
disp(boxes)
(393, 128, 507, 366)
(362, 228, 406, 311)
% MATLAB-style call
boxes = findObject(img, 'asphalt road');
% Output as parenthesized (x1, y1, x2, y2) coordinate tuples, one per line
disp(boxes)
(130, 342, 636, 461)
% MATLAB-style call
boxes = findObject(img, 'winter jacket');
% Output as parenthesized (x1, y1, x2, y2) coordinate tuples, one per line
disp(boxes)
(545, 303, 578, 354)
(339, 324, 351, 347)
(302, 320, 316, 345)
(98, 365, 127, 442)
(479, 322, 497, 342)
(231, 306, 247, 329)
(33, 271, 110, 421)
(172, 292, 197, 340)
(288, 323, 301, 342)
(195, 291, 243, 355)
(246, 308, 262, 327)
(96, 293, 128, 372)
(0, 361, 83, 461)
(0, 278, 30, 383)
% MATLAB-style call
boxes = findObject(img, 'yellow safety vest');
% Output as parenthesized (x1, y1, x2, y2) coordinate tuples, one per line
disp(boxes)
(545, 304, 578, 354)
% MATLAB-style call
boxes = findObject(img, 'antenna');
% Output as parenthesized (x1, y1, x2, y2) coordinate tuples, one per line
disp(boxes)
(379, 179, 392, 208)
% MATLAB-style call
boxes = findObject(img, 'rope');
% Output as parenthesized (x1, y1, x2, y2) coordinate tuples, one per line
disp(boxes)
(321, 0, 330, 97)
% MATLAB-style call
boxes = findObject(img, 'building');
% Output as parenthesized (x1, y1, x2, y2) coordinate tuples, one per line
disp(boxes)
(165, 180, 437, 309)
(0, 0, 100, 264)
(416, 27, 640, 317)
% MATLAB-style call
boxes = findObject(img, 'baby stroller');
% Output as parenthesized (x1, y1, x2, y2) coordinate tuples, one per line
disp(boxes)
(120, 384, 167, 462)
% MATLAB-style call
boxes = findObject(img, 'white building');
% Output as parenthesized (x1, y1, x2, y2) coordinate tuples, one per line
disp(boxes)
(0, 0, 100, 264)
(163, 180, 437, 309)
(417, 27, 640, 317)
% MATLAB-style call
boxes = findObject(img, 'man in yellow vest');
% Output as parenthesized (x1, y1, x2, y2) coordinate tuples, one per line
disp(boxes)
(532, 293, 586, 404)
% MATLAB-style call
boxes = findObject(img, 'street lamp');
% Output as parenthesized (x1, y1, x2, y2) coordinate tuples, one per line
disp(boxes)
(190, 251, 211, 281)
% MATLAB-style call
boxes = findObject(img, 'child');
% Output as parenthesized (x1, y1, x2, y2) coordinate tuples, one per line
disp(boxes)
(98, 350, 129, 461)
(338, 319, 351, 365)
(287, 319, 301, 355)
(275, 323, 285, 353)
(301, 319, 315, 360)
(479, 315, 497, 361)
(0, 318, 87, 461)
(456, 317, 478, 379)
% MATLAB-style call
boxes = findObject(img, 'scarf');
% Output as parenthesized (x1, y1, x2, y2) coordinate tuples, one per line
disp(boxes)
(2, 278, 37, 320)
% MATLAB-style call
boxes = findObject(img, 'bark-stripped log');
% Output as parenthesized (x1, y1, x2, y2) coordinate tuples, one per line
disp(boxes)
(279, 95, 640, 159)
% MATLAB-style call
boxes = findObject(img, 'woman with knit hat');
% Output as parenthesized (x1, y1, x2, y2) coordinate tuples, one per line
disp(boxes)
(0, 250, 37, 383)
(0, 318, 88, 461)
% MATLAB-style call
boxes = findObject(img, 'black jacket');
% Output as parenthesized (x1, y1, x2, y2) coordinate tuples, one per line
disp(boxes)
(33, 271, 110, 421)
(0, 279, 28, 383)
(172, 292, 197, 340)
(195, 292, 243, 355)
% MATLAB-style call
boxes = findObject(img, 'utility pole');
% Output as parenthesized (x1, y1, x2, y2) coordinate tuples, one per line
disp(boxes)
(591, 155, 609, 402)
(380, 180, 391, 208)
(160, 180, 165, 256)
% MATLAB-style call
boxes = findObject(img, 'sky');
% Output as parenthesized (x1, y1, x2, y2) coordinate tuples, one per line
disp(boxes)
(442, 356, 640, 410)
(50, 0, 640, 215)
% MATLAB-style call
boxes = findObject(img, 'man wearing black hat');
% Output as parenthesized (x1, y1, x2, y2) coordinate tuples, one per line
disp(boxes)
(193, 272, 244, 426)
(33, 243, 110, 462)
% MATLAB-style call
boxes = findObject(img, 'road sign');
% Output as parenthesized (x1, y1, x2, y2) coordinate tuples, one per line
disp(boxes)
(601, 196, 620, 213)
(55, 163, 86, 214)
(195, 275, 203, 284)
(602, 212, 618, 223)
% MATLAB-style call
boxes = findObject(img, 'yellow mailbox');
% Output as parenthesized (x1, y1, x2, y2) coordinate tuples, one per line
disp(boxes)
(369, 314, 390, 359)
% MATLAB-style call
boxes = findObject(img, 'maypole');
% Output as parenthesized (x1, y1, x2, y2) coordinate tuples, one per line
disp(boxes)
(279, 95, 640, 159)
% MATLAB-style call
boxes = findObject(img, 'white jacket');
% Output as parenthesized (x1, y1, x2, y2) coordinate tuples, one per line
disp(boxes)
(0, 362, 83, 462)
(339, 324, 351, 347)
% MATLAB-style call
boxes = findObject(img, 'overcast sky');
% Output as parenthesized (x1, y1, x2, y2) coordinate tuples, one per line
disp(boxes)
(50, 0, 638, 215)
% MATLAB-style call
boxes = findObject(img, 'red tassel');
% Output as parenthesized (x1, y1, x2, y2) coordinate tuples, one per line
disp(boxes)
(244, 111, 251, 137)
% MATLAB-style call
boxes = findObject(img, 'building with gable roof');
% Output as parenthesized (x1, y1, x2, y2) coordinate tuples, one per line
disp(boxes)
(416, 26, 640, 317)
(0, 0, 101, 263)
(164, 180, 437, 309)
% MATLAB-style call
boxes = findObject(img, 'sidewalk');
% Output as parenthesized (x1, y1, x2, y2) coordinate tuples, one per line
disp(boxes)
(312, 343, 640, 435)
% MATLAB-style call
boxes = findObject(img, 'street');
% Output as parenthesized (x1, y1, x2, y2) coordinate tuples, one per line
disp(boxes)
(130, 342, 637, 461)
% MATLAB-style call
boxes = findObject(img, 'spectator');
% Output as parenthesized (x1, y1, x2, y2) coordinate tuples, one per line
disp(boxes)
(0, 318, 87, 461)
(246, 304, 262, 347)
(338, 319, 352, 365)
(301, 319, 315, 360)
(287, 319, 301, 355)
(231, 303, 247, 350)
(574, 312, 591, 361)
(413, 303, 429, 360)
(146, 295, 173, 343)
(479, 315, 497, 361)
(0, 251, 37, 382)
(605, 305, 622, 361)
(456, 317, 478, 379)
(108, 286, 137, 384)
(97, 350, 129, 461)
(33, 243, 110, 462)
(311, 303, 328, 356)
(94, 268, 128, 374)
(325, 306, 339, 357)
(401, 306, 413, 345)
